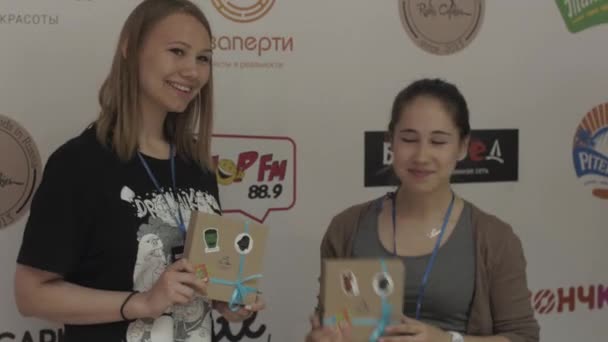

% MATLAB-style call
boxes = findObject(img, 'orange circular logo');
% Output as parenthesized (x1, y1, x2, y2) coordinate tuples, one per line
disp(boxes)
(211, 0, 275, 23)
(0, 114, 42, 229)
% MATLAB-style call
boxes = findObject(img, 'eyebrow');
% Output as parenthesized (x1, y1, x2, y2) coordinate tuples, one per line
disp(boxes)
(168, 41, 212, 53)
(431, 131, 451, 136)
(398, 129, 452, 136)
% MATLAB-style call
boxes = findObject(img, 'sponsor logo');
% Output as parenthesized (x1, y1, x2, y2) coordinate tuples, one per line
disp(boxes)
(555, 0, 608, 33)
(0, 329, 64, 342)
(398, 0, 484, 55)
(364, 129, 518, 186)
(572, 103, 608, 199)
(0, 13, 59, 25)
(206, 1, 294, 70)
(0, 114, 42, 229)
(531, 284, 608, 315)
(212, 134, 296, 223)
(211, 0, 275, 23)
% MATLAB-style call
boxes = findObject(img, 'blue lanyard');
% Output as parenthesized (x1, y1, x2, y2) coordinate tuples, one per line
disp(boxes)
(137, 144, 186, 235)
(390, 190, 455, 320)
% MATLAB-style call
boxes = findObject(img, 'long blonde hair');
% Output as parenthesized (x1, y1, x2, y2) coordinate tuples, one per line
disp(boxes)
(95, 0, 214, 169)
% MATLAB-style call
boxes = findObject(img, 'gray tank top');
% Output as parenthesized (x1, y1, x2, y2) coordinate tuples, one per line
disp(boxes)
(352, 197, 475, 333)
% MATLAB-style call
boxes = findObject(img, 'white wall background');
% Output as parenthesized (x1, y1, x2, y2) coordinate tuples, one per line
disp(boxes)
(1, 0, 607, 341)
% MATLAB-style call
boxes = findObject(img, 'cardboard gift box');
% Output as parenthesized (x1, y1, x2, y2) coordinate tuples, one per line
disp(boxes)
(321, 258, 405, 341)
(184, 211, 268, 308)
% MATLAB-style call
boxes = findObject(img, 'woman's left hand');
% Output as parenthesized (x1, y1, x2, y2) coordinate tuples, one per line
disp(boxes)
(212, 295, 266, 322)
(379, 316, 451, 342)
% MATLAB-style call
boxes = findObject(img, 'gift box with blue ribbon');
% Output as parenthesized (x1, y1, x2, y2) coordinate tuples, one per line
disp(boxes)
(321, 258, 405, 342)
(184, 211, 269, 309)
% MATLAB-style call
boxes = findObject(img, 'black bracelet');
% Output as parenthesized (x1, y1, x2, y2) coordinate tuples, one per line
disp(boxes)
(120, 291, 139, 321)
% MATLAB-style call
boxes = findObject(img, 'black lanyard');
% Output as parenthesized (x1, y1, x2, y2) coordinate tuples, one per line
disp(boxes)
(137, 144, 186, 235)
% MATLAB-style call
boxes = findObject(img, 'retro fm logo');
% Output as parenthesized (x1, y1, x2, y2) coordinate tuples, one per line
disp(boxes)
(572, 103, 608, 199)
(212, 135, 296, 223)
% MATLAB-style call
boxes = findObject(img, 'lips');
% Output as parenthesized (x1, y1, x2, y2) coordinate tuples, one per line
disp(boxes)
(408, 169, 434, 179)
(167, 81, 194, 94)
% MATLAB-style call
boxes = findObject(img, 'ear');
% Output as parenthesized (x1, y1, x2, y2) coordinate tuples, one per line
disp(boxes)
(120, 38, 129, 59)
(386, 131, 394, 151)
(458, 135, 470, 161)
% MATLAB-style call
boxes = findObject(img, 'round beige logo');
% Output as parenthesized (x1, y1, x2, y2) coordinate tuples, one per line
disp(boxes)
(399, 0, 485, 55)
(0, 114, 42, 229)
(211, 0, 275, 23)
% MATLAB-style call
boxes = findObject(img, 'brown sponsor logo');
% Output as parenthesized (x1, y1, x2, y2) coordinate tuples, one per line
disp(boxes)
(211, 0, 275, 23)
(0, 114, 41, 229)
(399, 0, 485, 55)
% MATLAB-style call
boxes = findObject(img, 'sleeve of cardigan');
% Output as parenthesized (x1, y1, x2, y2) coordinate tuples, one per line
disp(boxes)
(489, 225, 540, 342)
(314, 214, 341, 315)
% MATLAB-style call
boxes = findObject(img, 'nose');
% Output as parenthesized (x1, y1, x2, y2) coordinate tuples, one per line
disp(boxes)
(413, 141, 431, 163)
(179, 58, 199, 80)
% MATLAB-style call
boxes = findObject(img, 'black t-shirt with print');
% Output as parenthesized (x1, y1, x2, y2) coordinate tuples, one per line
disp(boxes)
(17, 126, 221, 342)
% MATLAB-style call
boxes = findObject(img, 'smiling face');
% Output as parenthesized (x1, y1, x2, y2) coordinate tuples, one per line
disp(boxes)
(216, 159, 237, 185)
(137, 12, 212, 115)
(390, 95, 468, 194)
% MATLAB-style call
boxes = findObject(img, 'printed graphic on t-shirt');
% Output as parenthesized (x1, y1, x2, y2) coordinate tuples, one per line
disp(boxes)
(120, 185, 221, 342)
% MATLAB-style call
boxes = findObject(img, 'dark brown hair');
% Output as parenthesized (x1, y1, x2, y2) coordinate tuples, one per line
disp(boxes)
(388, 78, 471, 140)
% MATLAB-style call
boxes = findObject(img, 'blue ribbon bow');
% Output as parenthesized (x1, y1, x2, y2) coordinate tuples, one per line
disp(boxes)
(210, 221, 262, 312)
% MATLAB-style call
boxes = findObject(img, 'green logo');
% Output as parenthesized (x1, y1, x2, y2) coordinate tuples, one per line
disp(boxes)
(555, 0, 608, 33)
(203, 228, 220, 253)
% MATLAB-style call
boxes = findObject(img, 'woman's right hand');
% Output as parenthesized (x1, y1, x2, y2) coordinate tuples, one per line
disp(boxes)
(138, 258, 208, 318)
(305, 314, 352, 342)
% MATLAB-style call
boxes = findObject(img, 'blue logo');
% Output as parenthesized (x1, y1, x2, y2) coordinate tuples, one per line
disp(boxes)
(572, 103, 608, 199)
